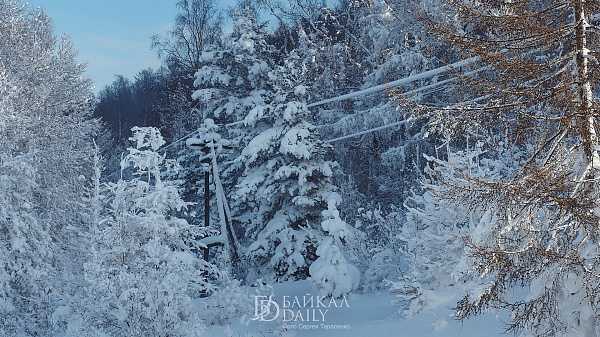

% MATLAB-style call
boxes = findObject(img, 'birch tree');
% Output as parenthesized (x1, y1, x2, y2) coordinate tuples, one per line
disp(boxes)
(0, 2, 99, 334)
(394, 1, 600, 335)
(152, 0, 223, 74)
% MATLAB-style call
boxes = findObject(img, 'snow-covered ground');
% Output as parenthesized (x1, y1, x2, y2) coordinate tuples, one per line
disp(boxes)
(204, 280, 507, 337)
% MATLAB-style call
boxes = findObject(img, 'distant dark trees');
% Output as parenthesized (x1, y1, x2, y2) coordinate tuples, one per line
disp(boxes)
(95, 0, 228, 149)
(94, 71, 167, 143)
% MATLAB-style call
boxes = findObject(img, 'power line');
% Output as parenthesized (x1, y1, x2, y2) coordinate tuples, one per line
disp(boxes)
(147, 58, 481, 153)
(320, 93, 491, 144)
(401, 65, 489, 98)
(307, 57, 478, 108)
(101, 57, 483, 181)
(324, 119, 409, 143)
(159, 130, 200, 153)
(225, 120, 245, 127)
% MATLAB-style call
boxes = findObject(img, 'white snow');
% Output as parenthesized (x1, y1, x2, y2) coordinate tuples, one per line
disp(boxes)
(199, 234, 224, 247)
(294, 85, 307, 96)
(203, 280, 508, 337)
(280, 129, 311, 159)
(242, 128, 280, 163)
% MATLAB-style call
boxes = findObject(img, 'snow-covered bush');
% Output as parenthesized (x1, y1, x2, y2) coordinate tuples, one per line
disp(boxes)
(389, 138, 529, 316)
(197, 279, 253, 326)
(354, 207, 405, 293)
(84, 127, 215, 336)
(309, 196, 360, 298)
(392, 189, 470, 317)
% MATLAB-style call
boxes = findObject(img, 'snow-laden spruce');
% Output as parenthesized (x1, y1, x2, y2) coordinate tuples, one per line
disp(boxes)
(192, 10, 276, 128)
(309, 196, 360, 298)
(236, 56, 358, 287)
(190, 10, 279, 237)
(191, 10, 359, 289)
(84, 127, 215, 336)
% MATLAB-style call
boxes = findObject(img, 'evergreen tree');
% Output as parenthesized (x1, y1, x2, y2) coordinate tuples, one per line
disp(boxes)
(190, 11, 281, 233)
(309, 196, 360, 297)
(237, 56, 349, 282)
(95, 75, 136, 143)
(192, 10, 279, 128)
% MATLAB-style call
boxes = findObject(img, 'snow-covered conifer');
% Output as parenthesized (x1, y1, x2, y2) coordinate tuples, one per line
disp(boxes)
(192, 10, 277, 128)
(309, 196, 360, 297)
(393, 1, 600, 335)
(185, 11, 280, 227)
(237, 56, 346, 283)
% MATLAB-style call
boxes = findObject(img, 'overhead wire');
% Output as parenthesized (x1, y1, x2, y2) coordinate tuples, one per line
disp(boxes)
(152, 57, 479, 151)
(323, 119, 410, 143)
(306, 56, 479, 108)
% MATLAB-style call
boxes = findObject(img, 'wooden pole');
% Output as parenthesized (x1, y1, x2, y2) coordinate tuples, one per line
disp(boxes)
(203, 165, 210, 262)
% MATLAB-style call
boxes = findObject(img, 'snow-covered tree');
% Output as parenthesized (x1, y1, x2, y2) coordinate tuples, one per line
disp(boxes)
(84, 127, 214, 336)
(186, 11, 281, 221)
(0, 154, 54, 336)
(0, 1, 100, 334)
(309, 195, 360, 297)
(188, 12, 292, 263)
(192, 10, 278, 127)
(391, 144, 516, 316)
(394, 0, 600, 335)
(236, 56, 350, 283)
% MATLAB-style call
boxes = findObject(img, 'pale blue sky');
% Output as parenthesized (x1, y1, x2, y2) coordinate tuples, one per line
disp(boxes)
(30, 0, 238, 93)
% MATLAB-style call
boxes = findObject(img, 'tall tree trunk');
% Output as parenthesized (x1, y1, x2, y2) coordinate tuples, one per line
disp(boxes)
(574, 0, 597, 169)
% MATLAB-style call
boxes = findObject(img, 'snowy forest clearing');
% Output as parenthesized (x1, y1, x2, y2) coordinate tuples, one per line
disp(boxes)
(204, 280, 506, 337)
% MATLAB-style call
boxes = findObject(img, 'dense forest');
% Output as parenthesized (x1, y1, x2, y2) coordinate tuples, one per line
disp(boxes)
(3, 0, 600, 336)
